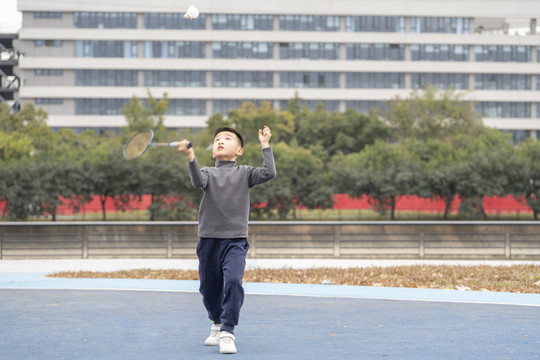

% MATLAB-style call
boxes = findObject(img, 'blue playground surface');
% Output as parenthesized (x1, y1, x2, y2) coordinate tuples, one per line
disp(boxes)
(1, 270, 539, 359)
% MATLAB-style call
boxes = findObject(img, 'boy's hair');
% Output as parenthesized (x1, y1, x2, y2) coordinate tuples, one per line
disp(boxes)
(214, 127, 244, 147)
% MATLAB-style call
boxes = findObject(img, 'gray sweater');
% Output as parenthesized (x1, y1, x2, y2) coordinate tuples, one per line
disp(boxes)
(188, 147, 276, 238)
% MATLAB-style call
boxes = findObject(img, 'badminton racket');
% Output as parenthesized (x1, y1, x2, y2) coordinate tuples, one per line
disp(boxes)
(123, 129, 192, 160)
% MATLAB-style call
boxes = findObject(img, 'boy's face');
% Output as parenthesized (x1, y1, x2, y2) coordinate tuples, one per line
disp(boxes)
(212, 131, 243, 161)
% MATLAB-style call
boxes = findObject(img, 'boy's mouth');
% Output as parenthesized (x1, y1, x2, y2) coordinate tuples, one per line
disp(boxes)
(217, 146, 224, 151)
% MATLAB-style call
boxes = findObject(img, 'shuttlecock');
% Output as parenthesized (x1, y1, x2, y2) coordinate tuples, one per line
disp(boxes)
(184, 5, 199, 19)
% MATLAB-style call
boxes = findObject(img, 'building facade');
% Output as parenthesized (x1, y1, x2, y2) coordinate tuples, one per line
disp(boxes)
(15, 0, 540, 141)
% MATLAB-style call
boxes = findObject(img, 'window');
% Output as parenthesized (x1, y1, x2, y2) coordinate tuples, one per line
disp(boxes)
(410, 44, 468, 61)
(212, 42, 273, 59)
(475, 46, 530, 62)
(345, 16, 404, 32)
(35, 40, 63, 47)
(213, 100, 266, 115)
(280, 72, 339, 88)
(500, 130, 531, 144)
(168, 99, 206, 115)
(412, 73, 469, 90)
(476, 102, 531, 118)
(144, 70, 206, 87)
(35, 69, 63, 76)
(144, 41, 205, 58)
(475, 74, 531, 90)
(75, 99, 130, 115)
(346, 73, 404, 89)
(280, 43, 339, 60)
(75, 41, 137, 58)
(346, 44, 404, 60)
(75, 70, 138, 86)
(279, 15, 340, 31)
(34, 12, 62, 18)
(411, 17, 469, 33)
(35, 98, 63, 105)
(144, 13, 206, 29)
(75, 12, 137, 28)
(212, 14, 273, 30)
(213, 71, 273, 87)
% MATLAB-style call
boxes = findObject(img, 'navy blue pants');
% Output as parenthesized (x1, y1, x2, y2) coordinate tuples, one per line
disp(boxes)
(196, 237, 249, 334)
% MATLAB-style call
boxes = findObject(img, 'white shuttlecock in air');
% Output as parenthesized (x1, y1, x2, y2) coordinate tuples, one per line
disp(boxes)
(184, 6, 199, 19)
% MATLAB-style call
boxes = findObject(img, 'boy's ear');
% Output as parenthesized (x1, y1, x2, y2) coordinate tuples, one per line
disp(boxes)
(236, 147, 243, 157)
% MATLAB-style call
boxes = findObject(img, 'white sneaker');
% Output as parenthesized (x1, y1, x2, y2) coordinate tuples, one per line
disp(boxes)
(204, 323, 221, 346)
(219, 331, 237, 354)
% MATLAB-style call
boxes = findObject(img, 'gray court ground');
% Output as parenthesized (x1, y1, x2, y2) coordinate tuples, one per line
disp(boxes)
(1, 259, 539, 360)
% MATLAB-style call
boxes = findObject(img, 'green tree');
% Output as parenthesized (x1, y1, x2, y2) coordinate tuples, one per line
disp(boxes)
(241, 142, 333, 220)
(453, 129, 518, 218)
(383, 86, 483, 142)
(0, 163, 43, 220)
(410, 138, 466, 219)
(331, 141, 422, 219)
(82, 132, 137, 220)
(122, 91, 169, 136)
(35, 161, 87, 221)
(210, 101, 296, 146)
(296, 106, 391, 157)
(515, 140, 540, 219)
(139, 149, 197, 221)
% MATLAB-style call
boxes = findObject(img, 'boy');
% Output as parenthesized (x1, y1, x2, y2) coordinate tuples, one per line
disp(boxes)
(177, 126, 276, 354)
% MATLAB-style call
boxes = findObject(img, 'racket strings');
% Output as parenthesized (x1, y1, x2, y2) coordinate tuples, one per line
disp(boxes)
(124, 131, 152, 160)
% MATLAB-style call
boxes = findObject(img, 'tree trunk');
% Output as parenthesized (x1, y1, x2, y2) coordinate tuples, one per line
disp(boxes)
(100, 195, 107, 221)
(443, 196, 453, 220)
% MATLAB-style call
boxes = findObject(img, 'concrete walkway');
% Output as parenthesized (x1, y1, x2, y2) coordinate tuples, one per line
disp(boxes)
(1, 259, 539, 360)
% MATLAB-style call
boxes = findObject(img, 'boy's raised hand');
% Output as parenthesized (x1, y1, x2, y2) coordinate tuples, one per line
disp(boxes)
(177, 139, 195, 161)
(258, 126, 272, 148)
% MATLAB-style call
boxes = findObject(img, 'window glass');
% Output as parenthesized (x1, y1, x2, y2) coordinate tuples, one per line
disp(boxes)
(475, 74, 531, 90)
(346, 73, 404, 89)
(212, 71, 273, 87)
(212, 14, 272, 30)
(279, 15, 340, 31)
(346, 44, 404, 60)
(411, 17, 469, 33)
(412, 73, 469, 90)
(144, 41, 205, 58)
(475, 46, 530, 62)
(144, 13, 206, 29)
(75, 70, 138, 86)
(212, 42, 273, 59)
(280, 43, 339, 60)
(410, 44, 468, 61)
(280, 72, 340, 88)
(75, 12, 137, 28)
(476, 102, 531, 118)
(144, 70, 206, 86)
(345, 16, 404, 32)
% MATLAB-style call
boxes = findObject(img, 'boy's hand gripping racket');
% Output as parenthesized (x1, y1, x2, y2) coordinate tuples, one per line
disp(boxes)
(123, 129, 192, 160)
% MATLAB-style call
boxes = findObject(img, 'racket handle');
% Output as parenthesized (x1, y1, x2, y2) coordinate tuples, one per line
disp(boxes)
(169, 141, 192, 148)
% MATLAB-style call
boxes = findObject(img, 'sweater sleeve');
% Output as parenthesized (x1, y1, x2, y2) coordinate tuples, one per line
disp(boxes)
(188, 157, 208, 189)
(248, 147, 277, 188)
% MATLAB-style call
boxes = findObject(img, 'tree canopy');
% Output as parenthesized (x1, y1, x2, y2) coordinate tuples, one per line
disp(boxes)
(0, 87, 537, 221)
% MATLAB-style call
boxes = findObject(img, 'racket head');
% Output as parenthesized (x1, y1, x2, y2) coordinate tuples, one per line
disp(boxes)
(123, 129, 154, 160)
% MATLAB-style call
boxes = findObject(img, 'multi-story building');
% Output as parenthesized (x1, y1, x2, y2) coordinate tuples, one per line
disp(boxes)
(14, 0, 540, 142)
